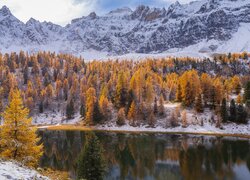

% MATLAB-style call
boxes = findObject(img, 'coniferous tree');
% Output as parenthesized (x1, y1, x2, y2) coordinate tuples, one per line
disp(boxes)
(77, 133, 106, 180)
(153, 97, 158, 115)
(85, 88, 96, 125)
(183, 81, 192, 107)
(159, 95, 165, 116)
(39, 101, 44, 113)
(176, 83, 182, 102)
(116, 108, 126, 126)
(93, 101, 103, 124)
(236, 104, 248, 124)
(220, 98, 228, 123)
(23, 66, 29, 85)
(66, 99, 74, 119)
(80, 103, 85, 118)
(115, 72, 127, 108)
(148, 110, 156, 127)
(126, 89, 135, 115)
(244, 81, 250, 107)
(210, 86, 217, 110)
(127, 101, 137, 125)
(99, 95, 110, 120)
(229, 99, 237, 122)
(0, 89, 43, 167)
(195, 93, 203, 113)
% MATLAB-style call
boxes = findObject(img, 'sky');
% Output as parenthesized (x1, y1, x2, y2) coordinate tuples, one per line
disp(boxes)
(0, 0, 194, 26)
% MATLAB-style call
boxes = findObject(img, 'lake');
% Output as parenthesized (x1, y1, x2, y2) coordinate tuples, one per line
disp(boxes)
(38, 130, 250, 180)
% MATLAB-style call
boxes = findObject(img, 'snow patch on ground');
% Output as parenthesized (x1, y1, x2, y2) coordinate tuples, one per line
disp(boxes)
(0, 160, 49, 180)
(33, 112, 81, 125)
(217, 23, 250, 53)
(36, 103, 250, 137)
(79, 50, 211, 61)
(94, 119, 250, 136)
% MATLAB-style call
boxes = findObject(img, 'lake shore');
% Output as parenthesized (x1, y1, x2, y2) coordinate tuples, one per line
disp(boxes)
(37, 123, 250, 139)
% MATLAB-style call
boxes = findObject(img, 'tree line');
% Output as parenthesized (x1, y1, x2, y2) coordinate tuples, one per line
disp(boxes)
(0, 51, 249, 127)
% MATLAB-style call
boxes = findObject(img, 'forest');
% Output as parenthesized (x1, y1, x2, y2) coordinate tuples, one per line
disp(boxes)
(0, 51, 249, 128)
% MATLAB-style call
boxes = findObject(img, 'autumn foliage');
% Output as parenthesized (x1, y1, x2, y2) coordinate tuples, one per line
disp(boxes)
(0, 89, 43, 167)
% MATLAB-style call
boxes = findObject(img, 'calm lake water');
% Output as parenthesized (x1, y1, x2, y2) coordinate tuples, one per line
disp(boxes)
(38, 130, 250, 180)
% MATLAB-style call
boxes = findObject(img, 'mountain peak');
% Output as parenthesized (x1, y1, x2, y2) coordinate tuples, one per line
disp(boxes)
(27, 17, 39, 24)
(0, 5, 12, 16)
(108, 7, 132, 16)
(87, 12, 97, 19)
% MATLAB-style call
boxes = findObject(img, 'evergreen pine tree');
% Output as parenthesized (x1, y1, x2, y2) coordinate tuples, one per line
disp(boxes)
(220, 98, 228, 123)
(229, 99, 237, 122)
(39, 101, 44, 113)
(237, 104, 248, 124)
(0, 89, 43, 167)
(80, 103, 85, 118)
(77, 133, 106, 180)
(244, 81, 250, 107)
(93, 101, 103, 124)
(66, 99, 74, 119)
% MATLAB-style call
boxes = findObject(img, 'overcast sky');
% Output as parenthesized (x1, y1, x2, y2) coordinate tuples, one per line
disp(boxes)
(0, 0, 194, 26)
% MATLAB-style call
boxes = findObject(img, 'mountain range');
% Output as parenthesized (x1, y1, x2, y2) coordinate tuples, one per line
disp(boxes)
(0, 0, 250, 58)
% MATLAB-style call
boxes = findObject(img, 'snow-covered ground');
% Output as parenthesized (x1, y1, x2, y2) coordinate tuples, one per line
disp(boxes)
(0, 160, 49, 180)
(78, 50, 212, 61)
(37, 103, 250, 138)
(93, 120, 250, 137)
(33, 112, 81, 125)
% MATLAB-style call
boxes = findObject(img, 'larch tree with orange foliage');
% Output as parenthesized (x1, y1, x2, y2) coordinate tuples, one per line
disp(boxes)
(0, 89, 43, 167)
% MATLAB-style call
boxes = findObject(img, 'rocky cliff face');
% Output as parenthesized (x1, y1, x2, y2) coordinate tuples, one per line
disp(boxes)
(0, 0, 250, 56)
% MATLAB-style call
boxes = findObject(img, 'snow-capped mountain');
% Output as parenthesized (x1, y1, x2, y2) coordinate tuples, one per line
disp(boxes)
(0, 0, 250, 57)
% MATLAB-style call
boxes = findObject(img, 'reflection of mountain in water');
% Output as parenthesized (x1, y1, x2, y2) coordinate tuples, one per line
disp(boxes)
(38, 130, 250, 180)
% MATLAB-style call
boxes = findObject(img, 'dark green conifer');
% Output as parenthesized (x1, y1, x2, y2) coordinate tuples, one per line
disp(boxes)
(220, 98, 228, 123)
(229, 99, 237, 122)
(66, 99, 74, 119)
(93, 101, 103, 124)
(77, 133, 106, 180)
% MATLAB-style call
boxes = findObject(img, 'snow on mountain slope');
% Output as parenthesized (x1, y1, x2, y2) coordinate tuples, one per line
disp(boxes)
(217, 23, 250, 52)
(0, 0, 249, 59)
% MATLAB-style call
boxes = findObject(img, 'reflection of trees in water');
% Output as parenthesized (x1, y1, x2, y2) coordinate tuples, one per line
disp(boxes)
(179, 138, 250, 180)
(38, 131, 250, 180)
